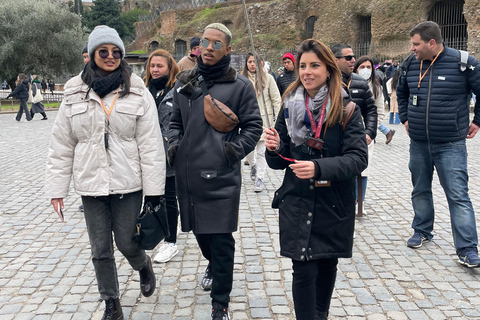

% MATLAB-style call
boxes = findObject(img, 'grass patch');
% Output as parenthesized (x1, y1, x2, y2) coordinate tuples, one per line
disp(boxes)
(1, 102, 61, 111)
(128, 50, 147, 54)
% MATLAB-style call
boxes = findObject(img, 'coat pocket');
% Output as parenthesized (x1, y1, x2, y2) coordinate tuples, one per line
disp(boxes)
(200, 170, 217, 180)
(114, 103, 144, 140)
(272, 186, 284, 209)
(68, 102, 90, 141)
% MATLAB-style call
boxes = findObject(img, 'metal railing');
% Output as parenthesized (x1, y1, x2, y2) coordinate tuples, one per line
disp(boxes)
(0, 91, 63, 112)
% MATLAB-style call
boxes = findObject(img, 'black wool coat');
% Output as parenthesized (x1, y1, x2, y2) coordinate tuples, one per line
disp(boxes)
(169, 66, 263, 234)
(266, 98, 367, 261)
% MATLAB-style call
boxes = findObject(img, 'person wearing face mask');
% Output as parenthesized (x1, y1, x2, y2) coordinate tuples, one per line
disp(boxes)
(144, 49, 181, 263)
(178, 36, 201, 71)
(354, 56, 395, 145)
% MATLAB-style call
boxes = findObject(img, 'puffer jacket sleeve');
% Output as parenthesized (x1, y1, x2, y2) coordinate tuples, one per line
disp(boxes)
(136, 89, 166, 196)
(227, 79, 263, 159)
(268, 74, 282, 122)
(359, 81, 378, 139)
(169, 82, 184, 146)
(466, 55, 480, 126)
(313, 105, 368, 180)
(45, 102, 78, 199)
(396, 58, 410, 124)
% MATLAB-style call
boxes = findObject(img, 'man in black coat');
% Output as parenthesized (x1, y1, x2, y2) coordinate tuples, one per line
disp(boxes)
(169, 23, 262, 320)
(276, 52, 296, 97)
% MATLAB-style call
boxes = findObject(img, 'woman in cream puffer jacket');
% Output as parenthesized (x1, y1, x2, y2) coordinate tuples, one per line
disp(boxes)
(45, 26, 165, 320)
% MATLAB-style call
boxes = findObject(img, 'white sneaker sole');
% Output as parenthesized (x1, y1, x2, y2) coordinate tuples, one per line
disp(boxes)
(153, 249, 179, 263)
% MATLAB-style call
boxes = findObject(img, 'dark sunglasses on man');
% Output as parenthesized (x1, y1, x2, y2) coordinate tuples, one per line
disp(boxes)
(200, 38, 223, 50)
(337, 55, 355, 61)
(96, 49, 122, 60)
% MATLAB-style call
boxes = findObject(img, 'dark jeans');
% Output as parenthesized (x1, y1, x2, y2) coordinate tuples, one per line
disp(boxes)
(292, 258, 338, 320)
(16, 98, 31, 121)
(195, 233, 235, 308)
(409, 139, 478, 253)
(82, 190, 148, 300)
(164, 176, 179, 243)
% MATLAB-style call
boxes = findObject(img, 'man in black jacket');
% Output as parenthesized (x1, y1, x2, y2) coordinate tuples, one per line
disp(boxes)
(331, 43, 377, 206)
(397, 21, 480, 267)
(169, 23, 262, 320)
(276, 52, 296, 97)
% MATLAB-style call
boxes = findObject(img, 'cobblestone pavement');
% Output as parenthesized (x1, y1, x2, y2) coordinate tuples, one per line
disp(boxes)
(1, 111, 480, 320)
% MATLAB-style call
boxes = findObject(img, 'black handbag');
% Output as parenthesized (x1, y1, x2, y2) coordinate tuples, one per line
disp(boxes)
(132, 198, 170, 250)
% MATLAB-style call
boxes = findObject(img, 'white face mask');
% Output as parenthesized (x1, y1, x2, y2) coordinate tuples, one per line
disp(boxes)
(358, 68, 372, 80)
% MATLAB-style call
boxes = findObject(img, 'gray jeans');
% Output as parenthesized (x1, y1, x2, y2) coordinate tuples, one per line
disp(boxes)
(82, 190, 147, 300)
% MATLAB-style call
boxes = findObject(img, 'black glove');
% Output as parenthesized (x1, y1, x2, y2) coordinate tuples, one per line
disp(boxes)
(224, 142, 239, 167)
(144, 195, 162, 209)
(167, 144, 179, 167)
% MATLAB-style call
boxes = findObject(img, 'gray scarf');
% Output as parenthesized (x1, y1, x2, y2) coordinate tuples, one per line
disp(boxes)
(284, 85, 330, 146)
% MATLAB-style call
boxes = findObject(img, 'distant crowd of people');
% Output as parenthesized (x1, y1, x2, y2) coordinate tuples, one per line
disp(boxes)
(40, 20, 480, 320)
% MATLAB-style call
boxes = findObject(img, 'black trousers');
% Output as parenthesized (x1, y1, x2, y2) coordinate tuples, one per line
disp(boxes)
(292, 258, 338, 320)
(164, 176, 179, 243)
(195, 233, 235, 308)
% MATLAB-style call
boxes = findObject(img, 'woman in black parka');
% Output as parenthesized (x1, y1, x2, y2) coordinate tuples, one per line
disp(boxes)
(7, 73, 32, 122)
(265, 39, 368, 320)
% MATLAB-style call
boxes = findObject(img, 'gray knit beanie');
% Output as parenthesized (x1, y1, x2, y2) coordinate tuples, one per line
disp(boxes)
(88, 25, 125, 59)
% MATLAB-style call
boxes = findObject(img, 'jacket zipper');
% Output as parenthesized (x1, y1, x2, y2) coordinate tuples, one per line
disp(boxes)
(186, 98, 195, 228)
(425, 69, 434, 142)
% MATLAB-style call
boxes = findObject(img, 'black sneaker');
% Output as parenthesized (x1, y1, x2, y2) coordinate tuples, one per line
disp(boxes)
(212, 306, 230, 320)
(201, 263, 213, 291)
(407, 232, 430, 248)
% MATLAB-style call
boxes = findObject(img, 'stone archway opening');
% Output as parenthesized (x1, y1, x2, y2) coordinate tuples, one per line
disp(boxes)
(305, 16, 318, 39)
(428, 0, 467, 50)
(150, 41, 159, 51)
(175, 39, 187, 60)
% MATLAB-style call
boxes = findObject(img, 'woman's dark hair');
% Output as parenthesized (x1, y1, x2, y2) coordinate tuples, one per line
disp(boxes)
(353, 56, 381, 100)
(241, 52, 267, 95)
(391, 69, 400, 92)
(16, 73, 27, 85)
(82, 59, 132, 98)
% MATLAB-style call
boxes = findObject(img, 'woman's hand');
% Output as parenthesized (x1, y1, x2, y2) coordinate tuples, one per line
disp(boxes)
(289, 161, 316, 179)
(264, 127, 280, 151)
(51, 198, 65, 222)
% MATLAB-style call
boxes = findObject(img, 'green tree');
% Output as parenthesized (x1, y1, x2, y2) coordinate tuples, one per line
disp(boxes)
(83, 0, 127, 38)
(121, 8, 149, 41)
(0, 0, 85, 87)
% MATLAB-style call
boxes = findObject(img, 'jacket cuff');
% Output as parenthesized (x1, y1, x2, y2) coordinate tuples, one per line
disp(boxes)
(313, 161, 321, 179)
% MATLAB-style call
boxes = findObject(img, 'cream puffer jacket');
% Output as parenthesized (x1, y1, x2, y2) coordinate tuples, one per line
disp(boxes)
(45, 73, 165, 198)
(252, 73, 282, 141)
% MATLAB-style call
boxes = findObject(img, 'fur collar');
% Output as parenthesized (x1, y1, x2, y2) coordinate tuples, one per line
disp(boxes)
(176, 65, 237, 96)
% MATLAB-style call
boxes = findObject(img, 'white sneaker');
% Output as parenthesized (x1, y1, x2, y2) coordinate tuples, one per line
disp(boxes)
(153, 243, 178, 263)
(254, 178, 263, 193)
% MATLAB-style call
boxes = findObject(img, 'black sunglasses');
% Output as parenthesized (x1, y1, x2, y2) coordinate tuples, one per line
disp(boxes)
(96, 49, 122, 60)
(200, 38, 223, 50)
(337, 55, 355, 61)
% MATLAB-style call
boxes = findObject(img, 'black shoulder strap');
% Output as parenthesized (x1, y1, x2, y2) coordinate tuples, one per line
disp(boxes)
(197, 75, 209, 96)
(400, 53, 415, 77)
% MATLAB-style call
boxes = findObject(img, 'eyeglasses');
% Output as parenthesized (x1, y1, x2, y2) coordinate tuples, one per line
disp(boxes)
(200, 38, 223, 50)
(96, 49, 122, 59)
(337, 55, 355, 61)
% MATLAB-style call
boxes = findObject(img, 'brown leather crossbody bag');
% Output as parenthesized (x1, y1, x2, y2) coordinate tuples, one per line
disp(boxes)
(198, 75, 239, 133)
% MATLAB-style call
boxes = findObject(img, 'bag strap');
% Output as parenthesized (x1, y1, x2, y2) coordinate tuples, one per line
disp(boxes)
(342, 101, 356, 130)
(459, 49, 469, 72)
(342, 101, 363, 217)
(197, 75, 209, 96)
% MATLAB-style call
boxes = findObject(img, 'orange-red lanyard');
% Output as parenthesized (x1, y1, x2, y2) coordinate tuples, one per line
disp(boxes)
(418, 48, 443, 88)
(98, 89, 119, 120)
